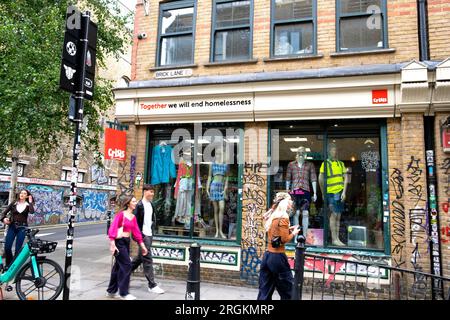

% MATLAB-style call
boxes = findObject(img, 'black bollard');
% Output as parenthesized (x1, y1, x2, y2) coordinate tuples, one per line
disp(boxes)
(186, 243, 201, 300)
(291, 234, 306, 300)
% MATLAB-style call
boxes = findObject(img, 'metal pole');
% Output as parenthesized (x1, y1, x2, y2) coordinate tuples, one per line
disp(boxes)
(62, 11, 90, 301)
(291, 234, 306, 300)
(186, 243, 201, 300)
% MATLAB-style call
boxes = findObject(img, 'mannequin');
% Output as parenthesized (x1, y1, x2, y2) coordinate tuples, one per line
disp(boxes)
(286, 146, 317, 237)
(206, 146, 228, 238)
(173, 152, 194, 228)
(318, 144, 348, 246)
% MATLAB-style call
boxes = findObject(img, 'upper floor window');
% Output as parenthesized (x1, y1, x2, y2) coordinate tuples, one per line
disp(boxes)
(271, 0, 316, 57)
(211, 0, 252, 62)
(61, 168, 85, 183)
(337, 0, 387, 52)
(157, 0, 196, 67)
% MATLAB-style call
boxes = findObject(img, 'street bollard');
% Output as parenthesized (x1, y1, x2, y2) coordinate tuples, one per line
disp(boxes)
(106, 210, 112, 235)
(186, 243, 201, 300)
(291, 234, 306, 300)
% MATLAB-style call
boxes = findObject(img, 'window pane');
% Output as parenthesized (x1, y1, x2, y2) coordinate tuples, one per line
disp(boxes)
(160, 35, 193, 66)
(274, 22, 313, 56)
(340, 0, 382, 14)
(270, 132, 325, 246)
(214, 29, 250, 61)
(275, 0, 313, 21)
(340, 15, 383, 50)
(216, 1, 250, 28)
(322, 137, 383, 250)
(161, 7, 193, 34)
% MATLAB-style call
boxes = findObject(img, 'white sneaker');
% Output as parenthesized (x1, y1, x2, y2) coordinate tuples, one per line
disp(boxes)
(120, 294, 137, 300)
(105, 291, 119, 298)
(149, 286, 165, 294)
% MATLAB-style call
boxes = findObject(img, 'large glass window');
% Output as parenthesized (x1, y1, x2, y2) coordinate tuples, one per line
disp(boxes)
(270, 121, 385, 251)
(212, 0, 252, 62)
(272, 0, 316, 57)
(147, 124, 242, 241)
(337, 0, 387, 52)
(158, 1, 196, 66)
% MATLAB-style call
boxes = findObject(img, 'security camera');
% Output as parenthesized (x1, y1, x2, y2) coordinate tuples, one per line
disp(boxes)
(137, 32, 147, 40)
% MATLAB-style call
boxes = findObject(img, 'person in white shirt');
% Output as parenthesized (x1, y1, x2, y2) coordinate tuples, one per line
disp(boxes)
(131, 184, 165, 294)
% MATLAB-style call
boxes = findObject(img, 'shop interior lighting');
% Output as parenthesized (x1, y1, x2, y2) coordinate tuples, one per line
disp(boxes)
(284, 137, 308, 142)
(290, 148, 311, 153)
(186, 139, 211, 144)
(224, 138, 240, 143)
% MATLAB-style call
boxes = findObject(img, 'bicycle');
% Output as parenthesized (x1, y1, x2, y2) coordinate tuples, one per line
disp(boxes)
(0, 227, 64, 300)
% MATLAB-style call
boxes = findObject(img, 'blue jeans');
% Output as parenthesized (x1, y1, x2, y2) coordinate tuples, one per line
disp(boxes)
(4, 223, 27, 267)
(257, 252, 293, 300)
(326, 191, 344, 214)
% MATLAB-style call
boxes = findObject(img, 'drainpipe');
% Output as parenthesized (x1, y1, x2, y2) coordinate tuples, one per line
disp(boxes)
(417, 0, 430, 61)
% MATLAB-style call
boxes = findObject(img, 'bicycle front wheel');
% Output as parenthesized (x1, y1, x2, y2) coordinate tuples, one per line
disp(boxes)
(15, 258, 64, 300)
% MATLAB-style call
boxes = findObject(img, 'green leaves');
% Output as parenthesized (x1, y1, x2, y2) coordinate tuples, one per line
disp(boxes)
(0, 0, 132, 167)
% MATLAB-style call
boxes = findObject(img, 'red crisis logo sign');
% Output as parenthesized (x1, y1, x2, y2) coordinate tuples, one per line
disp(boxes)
(104, 128, 126, 161)
(372, 89, 388, 104)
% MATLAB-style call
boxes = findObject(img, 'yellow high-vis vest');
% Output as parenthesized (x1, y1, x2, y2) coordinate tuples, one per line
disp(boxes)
(320, 160, 345, 194)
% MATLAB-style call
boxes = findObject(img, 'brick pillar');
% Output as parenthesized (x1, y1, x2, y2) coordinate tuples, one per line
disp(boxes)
(240, 122, 269, 285)
(401, 113, 430, 294)
(387, 118, 407, 268)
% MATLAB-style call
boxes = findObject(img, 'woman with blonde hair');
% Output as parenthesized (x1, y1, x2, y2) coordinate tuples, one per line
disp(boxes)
(257, 192, 300, 300)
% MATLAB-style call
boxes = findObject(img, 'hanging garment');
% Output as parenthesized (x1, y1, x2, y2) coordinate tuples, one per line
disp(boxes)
(150, 144, 177, 185)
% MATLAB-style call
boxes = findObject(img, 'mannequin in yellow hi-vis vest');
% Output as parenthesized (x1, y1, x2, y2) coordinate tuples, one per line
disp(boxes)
(318, 144, 348, 246)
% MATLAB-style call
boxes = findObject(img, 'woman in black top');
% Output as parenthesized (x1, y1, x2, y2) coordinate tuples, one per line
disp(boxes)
(1, 189, 34, 267)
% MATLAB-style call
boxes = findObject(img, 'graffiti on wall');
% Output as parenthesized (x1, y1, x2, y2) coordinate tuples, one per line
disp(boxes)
(80, 190, 108, 221)
(200, 250, 237, 266)
(91, 164, 108, 185)
(406, 156, 428, 295)
(27, 185, 64, 225)
(240, 162, 267, 284)
(390, 168, 406, 268)
(151, 247, 185, 261)
(117, 156, 135, 204)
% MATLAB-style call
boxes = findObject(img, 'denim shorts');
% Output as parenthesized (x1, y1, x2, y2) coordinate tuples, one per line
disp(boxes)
(326, 192, 343, 214)
(291, 190, 311, 212)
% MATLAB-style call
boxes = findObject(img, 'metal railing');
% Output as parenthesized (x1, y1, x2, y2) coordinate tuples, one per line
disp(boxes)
(294, 251, 450, 300)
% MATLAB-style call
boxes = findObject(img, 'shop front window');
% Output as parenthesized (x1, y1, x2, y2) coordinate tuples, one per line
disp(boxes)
(270, 121, 385, 251)
(147, 124, 242, 241)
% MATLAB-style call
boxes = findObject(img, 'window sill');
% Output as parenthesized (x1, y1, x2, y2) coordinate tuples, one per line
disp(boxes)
(263, 54, 324, 62)
(330, 48, 396, 57)
(204, 59, 259, 67)
(153, 235, 241, 247)
(150, 64, 198, 71)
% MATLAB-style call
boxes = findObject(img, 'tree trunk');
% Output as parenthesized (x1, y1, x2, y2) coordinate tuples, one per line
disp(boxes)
(8, 148, 19, 204)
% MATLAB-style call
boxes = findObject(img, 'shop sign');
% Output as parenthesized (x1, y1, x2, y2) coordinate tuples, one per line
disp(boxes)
(372, 89, 388, 104)
(104, 128, 126, 161)
(154, 68, 193, 79)
(139, 96, 254, 115)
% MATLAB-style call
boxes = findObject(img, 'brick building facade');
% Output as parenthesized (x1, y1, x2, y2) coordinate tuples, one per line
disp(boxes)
(114, 0, 450, 293)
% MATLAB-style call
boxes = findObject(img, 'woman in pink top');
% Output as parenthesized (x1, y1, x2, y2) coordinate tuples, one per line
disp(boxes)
(106, 196, 148, 300)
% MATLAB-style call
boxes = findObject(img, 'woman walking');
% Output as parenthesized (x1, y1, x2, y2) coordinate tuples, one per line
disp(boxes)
(106, 196, 148, 300)
(257, 192, 300, 300)
(0, 189, 34, 268)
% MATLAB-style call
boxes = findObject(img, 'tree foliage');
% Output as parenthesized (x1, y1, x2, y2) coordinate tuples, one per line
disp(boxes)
(0, 0, 132, 167)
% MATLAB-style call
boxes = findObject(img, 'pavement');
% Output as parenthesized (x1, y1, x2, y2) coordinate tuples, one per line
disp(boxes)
(1, 231, 263, 301)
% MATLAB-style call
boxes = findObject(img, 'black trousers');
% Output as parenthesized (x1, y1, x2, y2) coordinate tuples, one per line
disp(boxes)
(107, 238, 131, 296)
(131, 235, 157, 288)
(257, 251, 293, 300)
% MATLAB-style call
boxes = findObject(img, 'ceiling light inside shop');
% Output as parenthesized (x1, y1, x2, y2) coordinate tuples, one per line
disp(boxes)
(351, 156, 356, 162)
(284, 137, 308, 142)
(186, 139, 211, 144)
(225, 138, 240, 143)
(306, 157, 313, 160)
(290, 148, 311, 153)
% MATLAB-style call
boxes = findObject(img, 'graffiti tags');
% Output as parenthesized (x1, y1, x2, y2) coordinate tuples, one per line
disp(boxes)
(406, 156, 426, 207)
(81, 190, 108, 221)
(240, 247, 261, 286)
(151, 247, 185, 260)
(117, 158, 134, 204)
(440, 158, 450, 195)
(390, 168, 406, 268)
(27, 185, 64, 225)
(129, 155, 136, 189)
(441, 226, 450, 244)
(200, 251, 237, 265)
(91, 165, 108, 185)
